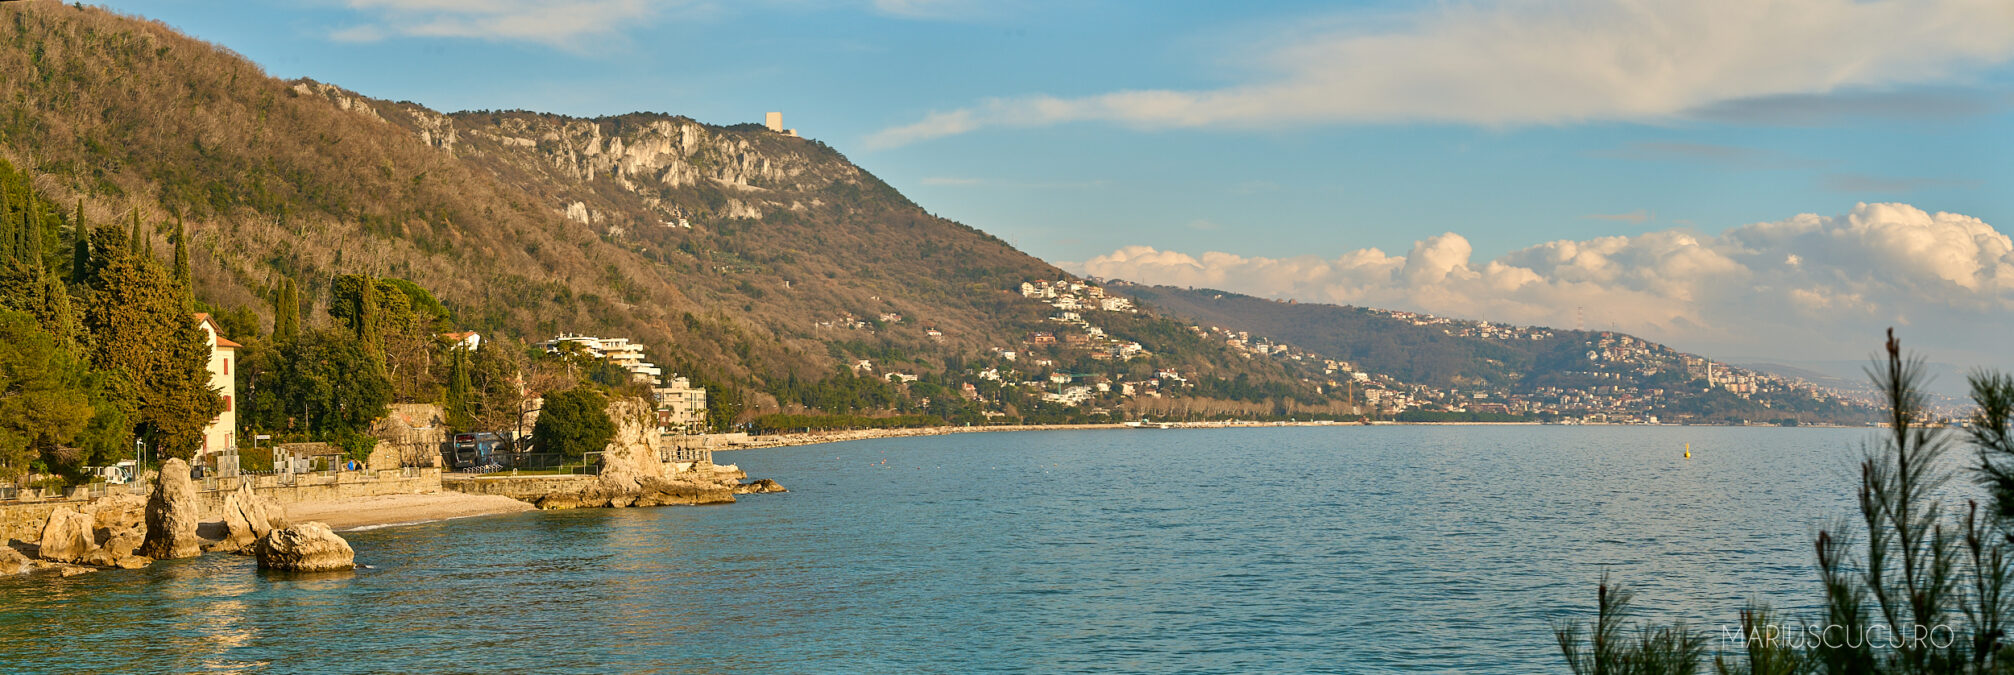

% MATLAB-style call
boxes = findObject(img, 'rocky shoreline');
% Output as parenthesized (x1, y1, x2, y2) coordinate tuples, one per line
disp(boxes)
(444, 400, 787, 510)
(2, 457, 359, 577)
(4, 400, 786, 581)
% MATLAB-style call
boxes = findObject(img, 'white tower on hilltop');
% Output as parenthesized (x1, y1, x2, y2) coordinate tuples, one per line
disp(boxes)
(763, 112, 799, 137)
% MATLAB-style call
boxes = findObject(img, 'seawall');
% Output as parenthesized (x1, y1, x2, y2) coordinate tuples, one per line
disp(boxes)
(1, 469, 441, 544)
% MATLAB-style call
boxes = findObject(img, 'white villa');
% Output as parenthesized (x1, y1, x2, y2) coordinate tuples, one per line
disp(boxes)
(540, 334, 663, 384)
(194, 313, 238, 457)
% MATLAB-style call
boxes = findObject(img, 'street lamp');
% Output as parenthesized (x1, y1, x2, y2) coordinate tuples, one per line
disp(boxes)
(133, 438, 145, 483)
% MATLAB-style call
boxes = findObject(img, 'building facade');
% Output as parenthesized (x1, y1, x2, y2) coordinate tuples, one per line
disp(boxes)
(194, 314, 238, 457)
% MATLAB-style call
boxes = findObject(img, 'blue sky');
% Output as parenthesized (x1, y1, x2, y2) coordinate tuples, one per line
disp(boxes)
(99, 0, 2014, 367)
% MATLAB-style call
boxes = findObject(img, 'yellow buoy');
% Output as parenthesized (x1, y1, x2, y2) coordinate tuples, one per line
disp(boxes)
(1684, 442, 1691, 459)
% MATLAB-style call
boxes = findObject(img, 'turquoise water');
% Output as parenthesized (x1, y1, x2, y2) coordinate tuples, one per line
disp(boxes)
(1, 426, 1886, 672)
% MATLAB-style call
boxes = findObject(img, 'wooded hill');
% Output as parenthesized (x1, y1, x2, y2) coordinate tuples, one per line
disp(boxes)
(0, 3, 1332, 422)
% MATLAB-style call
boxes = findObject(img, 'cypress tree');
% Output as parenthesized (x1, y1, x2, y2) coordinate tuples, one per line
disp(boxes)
(271, 278, 300, 343)
(330, 273, 382, 355)
(70, 200, 87, 286)
(86, 223, 124, 285)
(20, 198, 42, 265)
(171, 216, 190, 288)
(0, 184, 11, 262)
(38, 266, 78, 351)
(128, 208, 143, 254)
(445, 346, 473, 432)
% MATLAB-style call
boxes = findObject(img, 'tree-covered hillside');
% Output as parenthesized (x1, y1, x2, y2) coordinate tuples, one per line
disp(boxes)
(0, 2, 1336, 424)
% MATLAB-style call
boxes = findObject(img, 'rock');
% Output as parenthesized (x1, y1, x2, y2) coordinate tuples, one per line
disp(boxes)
(207, 483, 288, 554)
(37, 507, 99, 564)
(82, 492, 148, 533)
(733, 478, 787, 494)
(84, 526, 149, 569)
(254, 522, 355, 572)
(633, 478, 737, 507)
(138, 458, 203, 560)
(0, 545, 33, 575)
(596, 398, 667, 494)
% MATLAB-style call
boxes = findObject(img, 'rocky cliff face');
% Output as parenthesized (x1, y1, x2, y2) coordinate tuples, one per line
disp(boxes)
(287, 83, 873, 229)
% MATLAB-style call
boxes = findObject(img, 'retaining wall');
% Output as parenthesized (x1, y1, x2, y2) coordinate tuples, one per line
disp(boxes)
(1, 468, 442, 544)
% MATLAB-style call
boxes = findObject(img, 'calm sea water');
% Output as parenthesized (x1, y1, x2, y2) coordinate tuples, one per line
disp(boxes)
(1, 426, 1910, 673)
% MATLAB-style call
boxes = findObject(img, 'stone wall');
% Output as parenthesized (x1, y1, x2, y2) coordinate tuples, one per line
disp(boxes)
(442, 474, 598, 503)
(0, 468, 442, 544)
(0, 501, 81, 547)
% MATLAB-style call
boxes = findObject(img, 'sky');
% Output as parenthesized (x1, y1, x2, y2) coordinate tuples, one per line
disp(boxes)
(99, 0, 2014, 370)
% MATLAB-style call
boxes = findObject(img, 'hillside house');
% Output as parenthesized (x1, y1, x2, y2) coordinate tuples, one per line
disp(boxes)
(440, 330, 481, 351)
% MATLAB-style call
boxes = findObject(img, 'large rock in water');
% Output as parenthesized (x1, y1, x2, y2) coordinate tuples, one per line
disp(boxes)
(37, 507, 98, 564)
(138, 457, 203, 559)
(81, 526, 150, 569)
(0, 545, 33, 575)
(733, 479, 787, 494)
(254, 522, 355, 572)
(596, 397, 666, 494)
(207, 483, 289, 554)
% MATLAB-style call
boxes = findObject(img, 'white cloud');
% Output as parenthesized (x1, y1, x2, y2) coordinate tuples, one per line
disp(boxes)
(868, 0, 2014, 147)
(331, 0, 662, 50)
(1076, 203, 2014, 365)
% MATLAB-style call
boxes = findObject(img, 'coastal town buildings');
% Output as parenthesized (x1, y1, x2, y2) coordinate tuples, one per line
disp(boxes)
(539, 334, 664, 385)
(653, 376, 709, 433)
(540, 334, 710, 433)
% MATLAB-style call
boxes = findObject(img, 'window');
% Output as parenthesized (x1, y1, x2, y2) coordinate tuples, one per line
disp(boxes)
(223, 358, 230, 375)
(223, 395, 233, 413)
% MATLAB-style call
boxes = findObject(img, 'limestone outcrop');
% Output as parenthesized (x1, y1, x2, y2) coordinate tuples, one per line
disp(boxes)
(137, 458, 203, 560)
(254, 522, 355, 572)
(734, 479, 788, 494)
(81, 526, 149, 569)
(475, 397, 775, 511)
(368, 403, 446, 470)
(0, 545, 32, 575)
(206, 483, 289, 554)
(82, 492, 147, 533)
(524, 477, 737, 510)
(598, 398, 667, 492)
(36, 507, 98, 564)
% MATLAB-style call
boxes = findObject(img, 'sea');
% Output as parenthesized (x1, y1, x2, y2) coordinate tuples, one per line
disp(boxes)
(0, 425, 1915, 673)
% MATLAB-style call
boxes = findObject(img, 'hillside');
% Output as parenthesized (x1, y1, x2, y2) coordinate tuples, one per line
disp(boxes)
(1110, 283, 1877, 424)
(0, 2, 1335, 423)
